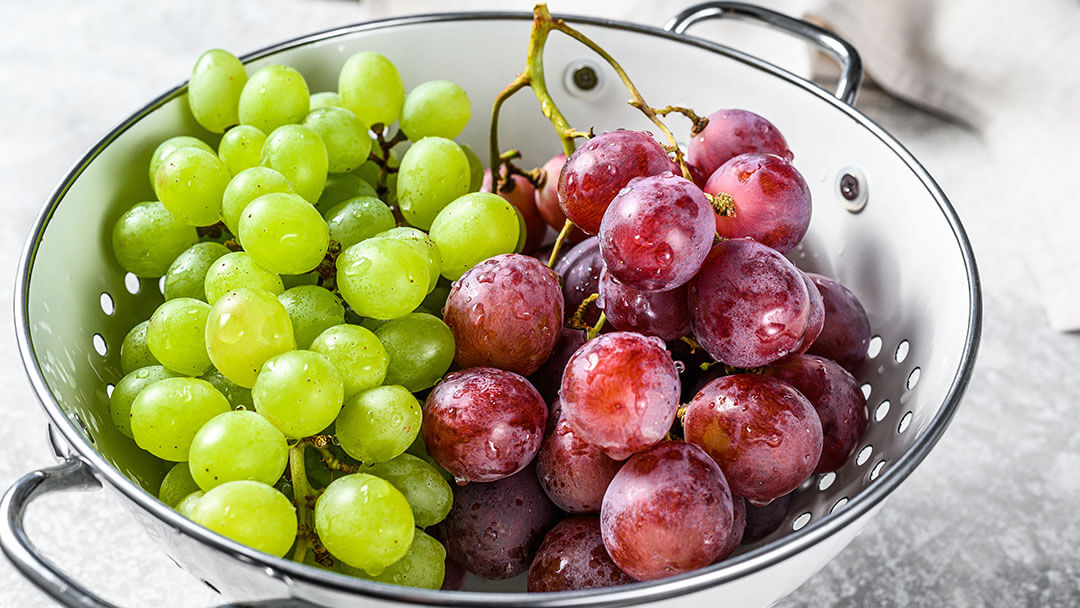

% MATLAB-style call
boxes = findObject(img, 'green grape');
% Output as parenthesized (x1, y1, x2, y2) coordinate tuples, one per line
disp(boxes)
(309, 91, 342, 110)
(188, 49, 247, 133)
(113, 201, 199, 277)
(277, 285, 345, 348)
(303, 107, 372, 174)
(325, 197, 395, 249)
(159, 462, 201, 507)
(164, 242, 230, 301)
(428, 192, 520, 279)
(252, 350, 343, 438)
(374, 313, 455, 392)
(336, 238, 429, 320)
(176, 490, 204, 518)
(189, 410, 289, 490)
(203, 251, 284, 305)
(218, 125, 267, 175)
(314, 473, 414, 574)
(350, 529, 445, 589)
(395, 137, 470, 230)
(237, 192, 329, 275)
(206, 287, 296, 388)
(338, 52, 405, 128)
(120, 321, 159, 374)
(372, 227, 442, 293)
(367, 453, 453, 528)
(281, 272, 320, 289)
(316, 173, 378, 215)
(405, 432, 453, 484)
(238, 64, 310, 133)
(261, 124, 328, 204)
(200, 367, 252, 409)
(191, 480, 297, 557)
(513, 204, 528, 253)
(356, 142, 400, 205)
(149, 136, 214, 186)
(130, 377, 231, 461)
(400, 80, 470, 141)
(221, 166, 294, 234)
(461, 144, 485, 192)
(309, 324, 388, 399)
(109, 365, 176, 438)
(336, 385, 420, 464)
(413, 284, 450, 318)
(153, 147, 232, 227)
(146, 298, 212, 376)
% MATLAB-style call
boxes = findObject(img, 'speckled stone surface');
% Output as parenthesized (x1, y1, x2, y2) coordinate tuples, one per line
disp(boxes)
(1, 1, 1077, 607)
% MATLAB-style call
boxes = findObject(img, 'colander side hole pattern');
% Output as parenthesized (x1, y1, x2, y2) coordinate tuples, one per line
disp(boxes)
(105, 383, 114, 398)
(792, 512, 812, 531)
(92, 334, 108, 356)
(100, 292, 114, 316)
(860, 382, 872, 399)
(831, 497, 849, 513)
(855, 445, 872, 466)
(866, 335, 883, 358)
(817, 472, 836, 491)
(158, 276, 167, 296)
(898, 411, 913, 434)
(894, 340, 910, 363)
(870, 460, 886, 481)
(875, 399, 891, 422)
(123, 272, 140, 294)
(906, 367, 921, 390)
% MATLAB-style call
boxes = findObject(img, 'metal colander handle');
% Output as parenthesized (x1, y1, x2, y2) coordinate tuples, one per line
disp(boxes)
(665, 2, 863, 105)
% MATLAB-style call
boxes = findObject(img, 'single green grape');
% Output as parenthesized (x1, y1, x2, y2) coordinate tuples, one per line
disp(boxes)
(336, 385, 420, 464)
(400, 80, 470, 141)
(429, 192, 520, 279)
(374, 313, 455, 392)
(303, 107, 372, 174)
(405, 432, 453, 484)
(277, 285, 345, 348)
(163, 242, 230, 301)
(188, 410, 289, 490)
(120, 320, 159, 374)
(309, 324, 388, 400)
(281, 272, 320, 289)
(149, 136, 214, 186)
(316, 173, 378, 216)
(325, 197, 395, 249)
(218, 125, 267, 176)
(159, 462, 201, 507)
(260, 124, 328, 204)
(153, 147, 232, 227)
(200, 367, 253, 409)
(205, 288, 296, 388)
(372, 227, 442, 293)
(309, 91, 342, 110)
(221, 166, 294, 234)
(130, 377, 231, 461)
(395, 137, 470, 230)
(191, 480, 297, 557)
(237, 192, 329, 275)
(109, 365, 177, 438)
(367, 453, 452, 528)
(252, 350, 343, 438)
(146, 298, 212, 376)
(461, 144, 485, 192)
(113, 201, 199, 277)
(349, 529, 445, 590)
(176, 490, 204, 518)
(238, 64, 310, 133)
(188, 49, 247, 133)
(413, 284, 450, 318)
(336, 238, 429, 320)
(314, 473, 414, 574)
(338, 52, 405, 128)
(203, 251, 284, 305)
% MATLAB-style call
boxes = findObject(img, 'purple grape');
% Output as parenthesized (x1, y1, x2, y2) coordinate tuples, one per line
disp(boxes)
(598, 173, 714, 291)
(554, 237, 602, 325)
(560, 332, 681, 460)
(768, 354, 868, 473)
(598, 267, 690, 340)
(422, 367, 547, 483)
(528, 516, 634, 592)
(528, 327, 586, 404)
(683, 374, 822, 504)
(536, 399, 622, 513)
(535, 153, 587, 241)
(705, 153, 811, 254)
(743, 492, 792, 543)
(805, 273, 872, 372)
(600, 441, 733, 581)
(714, 495, 747, 563)
(442, 464, 560, 580)
(443, 254, 563, 376)
(798, 271, 825, 353)
(441, 557, 466, 591)
(688, 108, 793, 181)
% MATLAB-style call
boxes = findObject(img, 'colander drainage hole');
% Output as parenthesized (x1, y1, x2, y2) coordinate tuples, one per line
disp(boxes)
(123, 272, 140, 294)
(817, 472, 836, 491)
(92, 334, 108, 356)
(894, 340, 910, 363)
(831, 497, 849, 513)
(875, 399, 891, 422)
(860, 382, 872, 399)
(105, 384, 114, 398)
(158, 276, 167, 296)
(898, 411, 913, 434)
(870, 460, 886, 481)
(99, 292, 114, 316)
(201, 579, 221, 594)
(855, 445, 873, 466)
(906, 367, 921, 390)
(792, 512, 812, 531)
(866, 335, 882, 358)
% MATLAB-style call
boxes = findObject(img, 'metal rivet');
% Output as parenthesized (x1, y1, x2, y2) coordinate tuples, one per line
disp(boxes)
(836, 166, 868, 212)
(563, 60, 605, 99)
(840, 174, 859, 200)
(572, 65, 598, 90)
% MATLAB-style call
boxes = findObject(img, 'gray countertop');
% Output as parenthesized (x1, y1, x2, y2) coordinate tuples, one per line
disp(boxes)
(1, 1, 1077, 606)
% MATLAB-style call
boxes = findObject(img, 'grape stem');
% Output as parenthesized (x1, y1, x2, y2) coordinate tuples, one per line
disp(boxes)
(289, 444, 316, 563)
(368, 126, 405, 198)
(547, 219, 576, 268)
(196, 221, 228, 240)
(315, 446, 361, 474)
(587, 312, 607, 339)
(567, 293, 599, 329)
(651, 105, 710, 136)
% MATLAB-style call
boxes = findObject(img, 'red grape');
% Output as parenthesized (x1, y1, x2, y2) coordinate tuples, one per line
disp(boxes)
(528, 515, 634, 592)
(528, 327, 586, 404)
(558, 130, 675, 235)
(421, 367, 547, 483)
(597, 268, 690, 340)
(743, 492, 792, 543)
(598, 173, 714, 291)
(798, 271, 825, 353)
(705, 153, 811, 254)
(768, 354, 868, 473)
(600, 440, 733, 581)
(442, 463, 560, 580)
(683, 374, 822, 503)
(535, 154, 586, 240)
(688, 108, 792, 180)
(441, 556, 466, 591)
(443, 254, 563, 376)
(714, 495, 746, 563)
(689, 238, 814, 368)
(553, 237, 602, 326)
(482, 169, 546, 251)
(536, 399, 623, 513)
(805, 273, 872, 372)
(560, 332, 681, 460)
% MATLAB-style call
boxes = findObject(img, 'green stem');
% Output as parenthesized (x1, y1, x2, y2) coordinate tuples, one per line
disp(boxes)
(588, 312, 607, 339)
(548, 219, 576, 268)
(289, 444, 315, 563)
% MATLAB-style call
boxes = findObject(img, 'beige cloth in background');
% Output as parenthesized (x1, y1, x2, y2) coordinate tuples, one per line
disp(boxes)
(807, 0, 1080, 331)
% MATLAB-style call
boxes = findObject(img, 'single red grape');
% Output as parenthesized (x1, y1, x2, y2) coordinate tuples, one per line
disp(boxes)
(688, 108, 793, 180)
(743, 492, 793, 543)
(796, 270, 825, 354)
(528, 515, 634, 592)
(553, 237, 602, 326)
(714, 494, 747, 563)
(536, 398, 623, 513)
(597, 267, 690, 340)
(535, 154, 586, 240)
(705, 153, 811, 254)
(805, 273, 872, 372)
(482, 169, 546, 251)
(528, 327, 587, 404)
